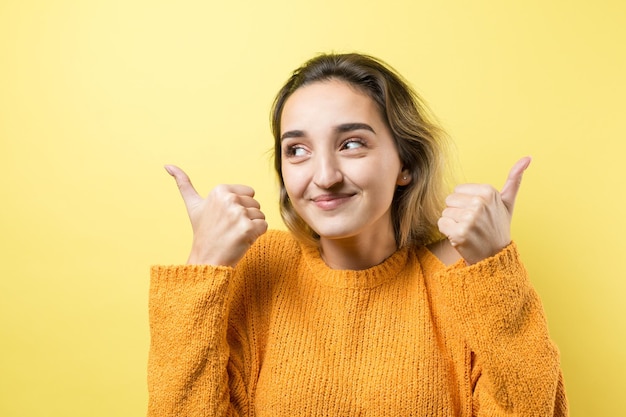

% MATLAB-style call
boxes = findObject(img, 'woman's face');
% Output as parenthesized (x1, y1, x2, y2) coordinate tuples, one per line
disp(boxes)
(280, 79, 410, 244)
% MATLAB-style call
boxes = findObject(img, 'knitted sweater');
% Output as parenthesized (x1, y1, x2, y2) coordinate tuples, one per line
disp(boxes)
(148, 230, 568, 416)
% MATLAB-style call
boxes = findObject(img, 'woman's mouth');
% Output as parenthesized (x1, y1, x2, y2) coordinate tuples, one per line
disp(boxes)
(311, 193, 355, 210)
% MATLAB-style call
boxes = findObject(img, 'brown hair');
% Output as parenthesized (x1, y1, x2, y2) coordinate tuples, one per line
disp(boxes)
(271, 53, 451, 248)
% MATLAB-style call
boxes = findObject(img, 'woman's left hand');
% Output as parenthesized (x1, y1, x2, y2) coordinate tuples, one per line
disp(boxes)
(437, 157, 531, 265)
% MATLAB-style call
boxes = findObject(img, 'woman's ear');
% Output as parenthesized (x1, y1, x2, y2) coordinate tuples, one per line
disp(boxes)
(396, 168, 411, 186)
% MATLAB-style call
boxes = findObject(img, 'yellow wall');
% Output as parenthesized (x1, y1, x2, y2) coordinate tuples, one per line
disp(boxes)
(1, 0, 624, 415)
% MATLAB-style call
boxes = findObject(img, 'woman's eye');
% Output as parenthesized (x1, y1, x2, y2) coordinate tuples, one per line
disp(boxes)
(341, 139, 365, 151)
(285, 145, 307, 158)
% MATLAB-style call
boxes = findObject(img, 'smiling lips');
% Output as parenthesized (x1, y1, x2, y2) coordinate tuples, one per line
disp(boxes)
(311, 193, 356, 210)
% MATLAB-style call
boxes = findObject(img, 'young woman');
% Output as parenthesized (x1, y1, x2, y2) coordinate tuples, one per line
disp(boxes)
(148, 53, 568, 416)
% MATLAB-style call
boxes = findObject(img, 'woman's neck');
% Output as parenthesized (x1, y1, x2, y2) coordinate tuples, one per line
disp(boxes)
(318, 231, 398, 270)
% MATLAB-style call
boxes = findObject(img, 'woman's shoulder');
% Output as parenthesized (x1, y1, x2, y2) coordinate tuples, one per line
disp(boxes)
(240, 229, 303, 268)
(254, 229, 300, 252)
(231, 230, 301, 302)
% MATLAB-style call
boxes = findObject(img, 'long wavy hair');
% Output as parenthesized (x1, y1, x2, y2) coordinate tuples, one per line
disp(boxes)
(271, 53, 451, 248)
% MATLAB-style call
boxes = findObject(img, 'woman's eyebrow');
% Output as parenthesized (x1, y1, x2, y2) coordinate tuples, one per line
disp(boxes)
(281, 130, 304, 141)
(280, 123, 375, 141)
(335, 123, 376, 134)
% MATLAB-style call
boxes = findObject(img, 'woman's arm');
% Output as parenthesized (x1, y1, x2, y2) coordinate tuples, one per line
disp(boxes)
(435, 158, 567, 414)
(148, 165, 267, 416)
(438, 243, 568, 416)
(148, 265, 251, 417)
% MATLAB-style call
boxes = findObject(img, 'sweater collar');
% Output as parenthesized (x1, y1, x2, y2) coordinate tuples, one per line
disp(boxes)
(299, 242, 410, 289)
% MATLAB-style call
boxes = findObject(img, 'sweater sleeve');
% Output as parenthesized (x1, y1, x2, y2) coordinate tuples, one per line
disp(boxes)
(436, 243, 568, 416)
(147, 265, 249, 417)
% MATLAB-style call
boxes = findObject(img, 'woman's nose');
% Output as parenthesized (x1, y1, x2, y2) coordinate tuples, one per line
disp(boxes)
(312, 154, 343, 189)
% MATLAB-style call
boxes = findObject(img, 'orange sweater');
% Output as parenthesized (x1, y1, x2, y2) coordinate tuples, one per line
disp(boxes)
(148, 230, 568, 416)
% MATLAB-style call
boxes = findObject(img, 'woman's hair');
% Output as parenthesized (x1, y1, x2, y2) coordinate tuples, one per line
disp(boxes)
(271, 52, 451, 248)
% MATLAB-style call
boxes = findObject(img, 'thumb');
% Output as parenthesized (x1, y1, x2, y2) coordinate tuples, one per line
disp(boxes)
(500, 156, 532, 214)
(164, 165, 203, 209)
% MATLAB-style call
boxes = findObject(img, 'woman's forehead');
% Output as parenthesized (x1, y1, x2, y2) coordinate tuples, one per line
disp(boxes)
(280, 80, 384, 132)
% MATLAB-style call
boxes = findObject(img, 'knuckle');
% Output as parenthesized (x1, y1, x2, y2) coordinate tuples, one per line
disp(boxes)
(213, 184, 228, 193)
(461, 209, 478, 223)
(209, 184, 227, 199)
(241, 222, 254, 235)
(480, 185, 498, 199)
(232, 204, 247, 217)
(469, 195, 485, 208)
(224, 193, 239, 205)
(456, 223, 469, 239)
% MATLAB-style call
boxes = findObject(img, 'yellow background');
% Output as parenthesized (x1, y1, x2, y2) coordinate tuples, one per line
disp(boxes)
(1, 0, 624, 415)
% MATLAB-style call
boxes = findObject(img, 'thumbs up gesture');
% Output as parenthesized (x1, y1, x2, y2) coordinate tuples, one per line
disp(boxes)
(437, 157, 531, 265)
(164, 165, 268, 266)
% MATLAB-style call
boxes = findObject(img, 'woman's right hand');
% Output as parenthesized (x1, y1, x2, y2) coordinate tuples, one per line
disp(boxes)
(165, 165, 268, 266)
